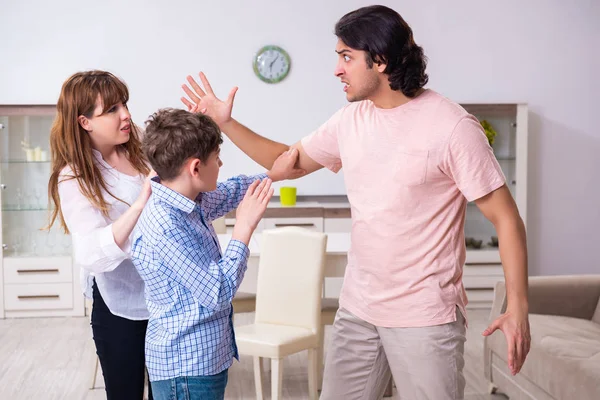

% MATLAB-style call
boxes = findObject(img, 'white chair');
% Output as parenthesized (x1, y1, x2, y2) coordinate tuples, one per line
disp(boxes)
(232, 292, 256, 314)
(235, 227, 327, 400)
(318, 298, 338, 391)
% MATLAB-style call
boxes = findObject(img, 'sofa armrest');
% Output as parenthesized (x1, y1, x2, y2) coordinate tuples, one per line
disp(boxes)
(485, 281, 506, 380)
(489, 275, 600, 321)
(489, 280, 507, 322)
(527, 275, 600, 320)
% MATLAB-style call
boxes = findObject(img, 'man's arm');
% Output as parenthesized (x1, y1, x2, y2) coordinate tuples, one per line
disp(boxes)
(181, 72, 324, 175)
(221, 119, 323, 173)
(477, 184, 531, 375)
(476, 185, 528, 312)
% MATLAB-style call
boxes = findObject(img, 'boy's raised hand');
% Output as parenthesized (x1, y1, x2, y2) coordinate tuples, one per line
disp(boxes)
(267, 148, 307, 182)
(232, 179, 274, 245)
(181, 72, 237, 128)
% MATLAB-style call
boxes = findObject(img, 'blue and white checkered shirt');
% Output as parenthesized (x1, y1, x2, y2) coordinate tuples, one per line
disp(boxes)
(132, 173, 267, 382)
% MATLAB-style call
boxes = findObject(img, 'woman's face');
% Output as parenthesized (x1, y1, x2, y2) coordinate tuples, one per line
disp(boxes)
(81, 95, 132, 149)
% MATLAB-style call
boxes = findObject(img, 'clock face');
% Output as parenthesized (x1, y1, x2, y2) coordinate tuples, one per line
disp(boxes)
(253, 45, 290, 84)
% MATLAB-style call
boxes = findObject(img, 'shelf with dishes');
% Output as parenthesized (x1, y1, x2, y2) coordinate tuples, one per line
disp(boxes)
(0, 105, 83, 319)
(2, 230, 71, 258)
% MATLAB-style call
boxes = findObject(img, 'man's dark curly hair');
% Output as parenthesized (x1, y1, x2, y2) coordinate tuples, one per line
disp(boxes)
(335, 5, 429, 97)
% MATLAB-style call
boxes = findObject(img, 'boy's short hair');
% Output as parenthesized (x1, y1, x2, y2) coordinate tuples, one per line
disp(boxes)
(143, 108, 223, 181)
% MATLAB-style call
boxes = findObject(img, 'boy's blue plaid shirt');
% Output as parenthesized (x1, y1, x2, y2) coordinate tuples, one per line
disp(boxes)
(132, 173, 267, 381)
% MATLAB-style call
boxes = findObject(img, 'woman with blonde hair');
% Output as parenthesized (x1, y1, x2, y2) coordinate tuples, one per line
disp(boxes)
(48, 70, 153, 399)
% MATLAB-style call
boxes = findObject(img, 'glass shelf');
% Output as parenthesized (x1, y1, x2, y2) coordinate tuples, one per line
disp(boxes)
(3, 251, 72, 258)
(466, 245, 499, 251)
(2, 206, 48, 212)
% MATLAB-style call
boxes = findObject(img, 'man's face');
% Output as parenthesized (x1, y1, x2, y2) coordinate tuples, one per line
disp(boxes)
(334, 39, 382, 102)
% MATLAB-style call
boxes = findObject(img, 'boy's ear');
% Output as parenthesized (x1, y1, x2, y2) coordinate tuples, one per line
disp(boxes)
(189, 158, 203, 176)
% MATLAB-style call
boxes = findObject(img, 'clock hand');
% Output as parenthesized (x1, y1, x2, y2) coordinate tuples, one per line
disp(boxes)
(269, 55, 278, 71)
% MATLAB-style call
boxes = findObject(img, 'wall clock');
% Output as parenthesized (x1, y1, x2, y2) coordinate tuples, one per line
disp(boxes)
(253, 45, 291, 84)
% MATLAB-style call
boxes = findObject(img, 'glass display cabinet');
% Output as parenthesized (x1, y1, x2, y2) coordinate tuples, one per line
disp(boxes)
(0, 105, 84, 318)
(461, 103, 528, 307)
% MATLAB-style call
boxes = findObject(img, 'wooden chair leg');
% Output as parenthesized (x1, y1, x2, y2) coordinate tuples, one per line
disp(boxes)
(144, 367, 152, 400)
(318, 325, 326, 391)
(308, 348, 318, 400)
(271, 358, 283, 400)
(90, 355, 99, 389)
(253, 356, 264, 400)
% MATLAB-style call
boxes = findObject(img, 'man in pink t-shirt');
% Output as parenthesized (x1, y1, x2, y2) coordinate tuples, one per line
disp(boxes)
(182, 5, 530, 399)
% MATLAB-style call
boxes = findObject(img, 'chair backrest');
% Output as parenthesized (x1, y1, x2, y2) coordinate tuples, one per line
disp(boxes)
(254, 227, 327, 333)
(212, 216, 227, 234)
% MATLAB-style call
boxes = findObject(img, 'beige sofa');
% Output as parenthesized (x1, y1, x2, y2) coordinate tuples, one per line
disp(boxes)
(484, 275, 600, 400)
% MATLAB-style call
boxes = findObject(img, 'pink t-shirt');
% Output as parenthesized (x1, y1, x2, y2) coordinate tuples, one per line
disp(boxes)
(301, 89, 505, 327)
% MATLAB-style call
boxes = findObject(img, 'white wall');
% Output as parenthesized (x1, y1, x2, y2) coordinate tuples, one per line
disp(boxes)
(1, 0, 598, 275)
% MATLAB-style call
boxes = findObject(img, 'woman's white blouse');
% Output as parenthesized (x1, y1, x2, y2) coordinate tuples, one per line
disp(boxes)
(58, 149, 149, 320)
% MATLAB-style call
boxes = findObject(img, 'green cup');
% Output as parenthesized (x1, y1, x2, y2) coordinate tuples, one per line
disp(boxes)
(280, 186, 297, 206)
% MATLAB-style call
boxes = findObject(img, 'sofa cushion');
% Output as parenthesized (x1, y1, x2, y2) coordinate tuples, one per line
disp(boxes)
(487, 313, 600, 400)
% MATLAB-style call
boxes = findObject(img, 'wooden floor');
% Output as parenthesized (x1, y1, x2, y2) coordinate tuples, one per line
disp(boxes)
(0, 309, 508, 399)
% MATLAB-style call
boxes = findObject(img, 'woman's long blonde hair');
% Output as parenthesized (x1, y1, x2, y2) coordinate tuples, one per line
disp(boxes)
(47, 70, 149, 233)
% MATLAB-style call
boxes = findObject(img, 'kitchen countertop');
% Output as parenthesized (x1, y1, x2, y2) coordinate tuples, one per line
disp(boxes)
(265, 201, 350, 209)
(225, 196, 351, 218)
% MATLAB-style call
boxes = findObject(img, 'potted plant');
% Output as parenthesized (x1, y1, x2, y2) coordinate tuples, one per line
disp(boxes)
(481, 120, 497, 146)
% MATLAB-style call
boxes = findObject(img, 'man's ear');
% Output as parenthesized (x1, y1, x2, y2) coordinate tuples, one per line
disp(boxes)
(376, 61, 387, 73)
(78, 115, 91, 132)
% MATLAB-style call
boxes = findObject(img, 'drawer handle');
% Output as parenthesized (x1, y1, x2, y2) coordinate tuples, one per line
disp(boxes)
(17, 295, 60, 300)
(275, 223, 315, 227)
(17, 269, 60, 274)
